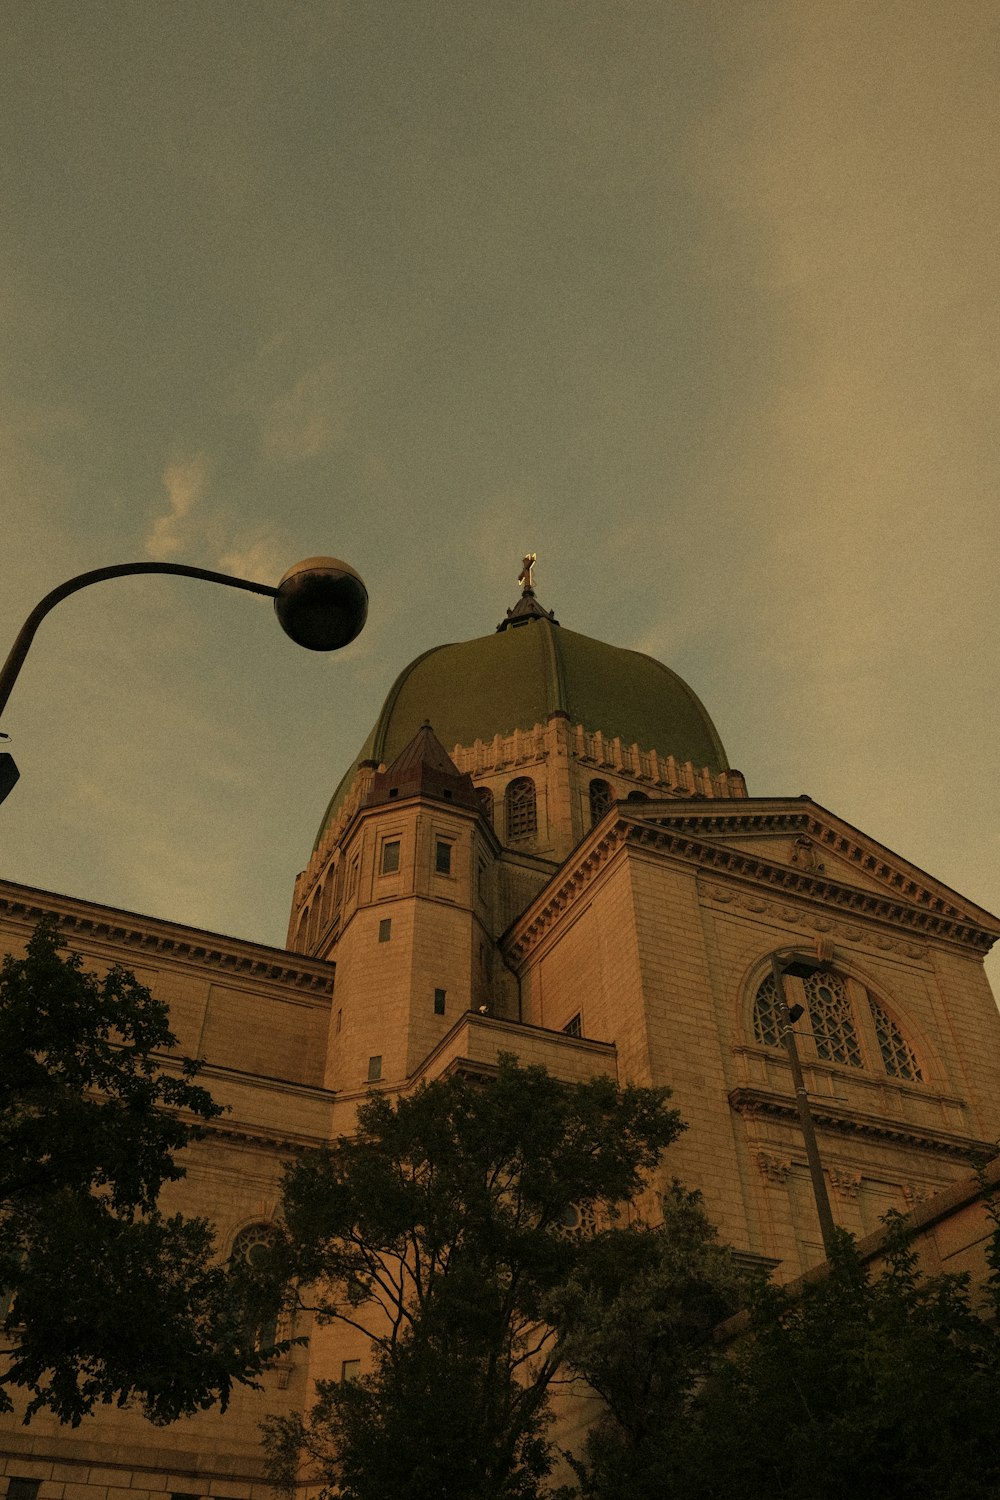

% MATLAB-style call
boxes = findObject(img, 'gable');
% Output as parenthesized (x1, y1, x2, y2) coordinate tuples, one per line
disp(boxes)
(621, 798, 1000, 938)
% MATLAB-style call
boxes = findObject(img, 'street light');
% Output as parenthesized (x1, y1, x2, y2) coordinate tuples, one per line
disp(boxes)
(769, 951, 839, 1259)
(0, 555, 368, 802)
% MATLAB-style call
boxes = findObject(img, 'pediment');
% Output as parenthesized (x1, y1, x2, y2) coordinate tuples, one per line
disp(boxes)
(620, 796, 1000, 941)
(504, 796, 1000, 966)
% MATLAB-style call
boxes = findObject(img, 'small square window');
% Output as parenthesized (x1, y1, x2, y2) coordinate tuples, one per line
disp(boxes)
(434, 988, 446, 1016)
(381, 840, 400, 874)
(9, 1483, 42, 1500)
(341, 1358, 361, 1382)
(367, 1055, 382, 1082)
(378, 918, 392, 942)
(435, 841, 452, 875)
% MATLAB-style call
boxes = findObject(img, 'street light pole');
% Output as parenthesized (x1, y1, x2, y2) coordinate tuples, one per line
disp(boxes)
(0, 555, 367, 802)
(770, 952, 839, 1259)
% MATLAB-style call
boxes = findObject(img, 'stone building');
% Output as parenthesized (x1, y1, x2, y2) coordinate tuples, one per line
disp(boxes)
(3, 568, 999, 1497)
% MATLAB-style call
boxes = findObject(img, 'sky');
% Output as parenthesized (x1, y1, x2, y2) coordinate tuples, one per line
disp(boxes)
(1, 2, 998, 986)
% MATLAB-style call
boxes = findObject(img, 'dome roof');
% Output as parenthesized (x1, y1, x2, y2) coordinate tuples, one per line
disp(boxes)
(315, 594, 730, 849)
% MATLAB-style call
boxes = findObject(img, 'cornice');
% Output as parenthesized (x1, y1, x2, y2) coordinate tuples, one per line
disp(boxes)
(504, 825, 629, 962)
(626, 821, 993, 951)
(729, 1085, 994, 1161)
(504, 805, 997, 965)
(636, 801, 999, 931)
(0, 885, 335, 994)
(198, 1120, 327, 1154)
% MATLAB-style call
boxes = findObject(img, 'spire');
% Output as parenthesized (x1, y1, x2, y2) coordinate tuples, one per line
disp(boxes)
(496, 552, 560, 632)
(364, 721, 481, 810)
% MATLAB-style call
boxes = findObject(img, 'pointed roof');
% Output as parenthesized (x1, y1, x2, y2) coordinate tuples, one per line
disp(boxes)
(364, 721, 482, 812)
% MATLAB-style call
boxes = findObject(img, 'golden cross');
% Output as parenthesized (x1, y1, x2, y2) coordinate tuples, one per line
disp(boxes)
(518, 553, 536, 591)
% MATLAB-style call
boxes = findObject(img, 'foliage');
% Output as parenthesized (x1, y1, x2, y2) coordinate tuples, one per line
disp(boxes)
(561, 1198, 1000, 1500)
(678, 1214, 1000, 1500)
(0, 917, 275, 1425)
(548, 1181, 754, 1497)
(262, 1055, 683, 1500)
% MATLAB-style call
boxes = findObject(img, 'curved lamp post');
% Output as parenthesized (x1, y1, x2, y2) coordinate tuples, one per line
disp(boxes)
(0, 555, 367, 803)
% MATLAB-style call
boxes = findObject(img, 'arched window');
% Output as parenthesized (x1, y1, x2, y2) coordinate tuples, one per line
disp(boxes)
(751, 969, 921, 1081)
(802, 970, 863, 1068)
(869, 999, 922, 1081)
(589, 779, 613, 826)
(626, 790, 650, 803)
(230, 1223, 281, 1352)
(505, 777, 537, 841)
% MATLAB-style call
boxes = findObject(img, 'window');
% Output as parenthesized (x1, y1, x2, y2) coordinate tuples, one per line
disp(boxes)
(229, 1224, 280, 1351)
(505, 777, 537, 841)
(435, 841, 452, 875)
(341, 1358, 361, 1382)
(751, 969, 921, 1082)
(870, 999, 922, 1081)
(626, 789, 649, 803)
(803, 970, 863, 1067)
(752, 974, 783, 1048)
(434, 988, 446, 1016)
(378, 918, 392, 943)
(381, 840, 400, 874)
(555, 1203, 598, 1239)
(8, 1483, 41, 1500)
(563, 1012, 583, 1038)
(589, 778, 613, 826)
(347, 853, 360, 896)
(367, 1055, 382, 1082)
(477, 857, 488, 900)
(335, 1007, 343, 1034)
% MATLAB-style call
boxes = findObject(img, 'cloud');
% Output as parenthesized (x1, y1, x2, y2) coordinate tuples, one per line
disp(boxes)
(257, 361, 348, 462)
(217, 533, 288, 585)
(146, 453, 209, 560)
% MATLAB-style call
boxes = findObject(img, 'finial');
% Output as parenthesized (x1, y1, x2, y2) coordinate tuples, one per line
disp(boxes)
(496, 553, 559, 632)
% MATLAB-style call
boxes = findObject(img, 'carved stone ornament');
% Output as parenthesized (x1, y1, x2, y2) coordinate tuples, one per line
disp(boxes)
(829, 1167, 863, 1200)
(701, 883, 930, 960)
(791, 836, 824, 873)
(757, 1150, 792, 1183)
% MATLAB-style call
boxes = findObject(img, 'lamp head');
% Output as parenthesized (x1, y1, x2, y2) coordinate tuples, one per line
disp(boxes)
(273, 557, 368, 652)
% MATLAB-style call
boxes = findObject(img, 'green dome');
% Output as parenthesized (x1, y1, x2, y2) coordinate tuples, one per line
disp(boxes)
(315, 613, 729, 849)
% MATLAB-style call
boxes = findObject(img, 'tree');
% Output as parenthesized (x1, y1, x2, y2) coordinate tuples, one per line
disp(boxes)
(558, 1197, 1000, 1500)
(0, 917, 274, 1425)
(262, 1055, 683, 1500)
(671, 1214, 1000, 1500)
(548, 1181, 753, 1498)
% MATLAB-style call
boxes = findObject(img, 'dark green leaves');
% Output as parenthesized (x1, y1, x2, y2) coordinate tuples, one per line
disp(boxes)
(1, 918, 272, 1424)
(266, 1056, 682, 1499)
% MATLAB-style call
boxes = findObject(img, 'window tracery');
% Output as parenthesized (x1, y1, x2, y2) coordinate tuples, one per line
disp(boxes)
(869, 999, 922, 1081)
(750, 968, 921, 1083)
(803, 970, 863, 1068)
(589, 778, 613, 826)
(505, 777, 537, 841)
(229, 1222, 281, 1352)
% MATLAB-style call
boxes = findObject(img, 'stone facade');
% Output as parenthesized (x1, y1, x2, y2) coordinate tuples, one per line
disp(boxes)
(3, 601, 1000, 1497)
